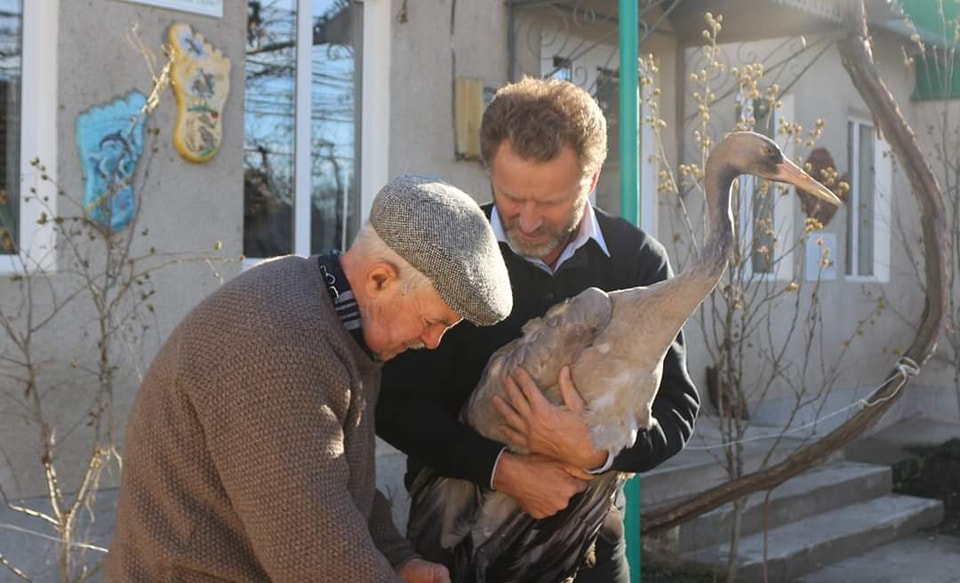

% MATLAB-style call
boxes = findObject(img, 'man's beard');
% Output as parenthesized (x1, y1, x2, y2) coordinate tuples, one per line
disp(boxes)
(376, 341, 427, 362)
(501, 205, 584, 260)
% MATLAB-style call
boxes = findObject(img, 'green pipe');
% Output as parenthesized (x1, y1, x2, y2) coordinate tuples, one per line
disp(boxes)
(618, 1, 641, 582)
(619, 0, 640, 227)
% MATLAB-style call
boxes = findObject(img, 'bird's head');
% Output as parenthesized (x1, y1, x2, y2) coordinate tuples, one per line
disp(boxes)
(716, 131, 841, 207)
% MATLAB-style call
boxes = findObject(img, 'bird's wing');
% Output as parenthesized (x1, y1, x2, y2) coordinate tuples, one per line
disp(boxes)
(413, 287, 615, 580)
(469, 472, 625, 583)
(464, 287, 613, 440)
(510, 286, 613, 393)
(406, 468, 481, 565)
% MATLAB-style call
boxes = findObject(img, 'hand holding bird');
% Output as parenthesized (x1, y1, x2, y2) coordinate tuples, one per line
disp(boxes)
(397, 558, 452, 583)
(492, 452, 590, 519)
(494, 366, 608, 470)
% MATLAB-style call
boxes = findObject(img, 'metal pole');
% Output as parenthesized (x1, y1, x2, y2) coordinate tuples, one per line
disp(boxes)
(619, 1, 640, 226)
(618, 1, 641, 581)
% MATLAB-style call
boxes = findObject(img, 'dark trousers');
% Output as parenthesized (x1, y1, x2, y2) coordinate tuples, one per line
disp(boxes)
(573, 531, 630, 583)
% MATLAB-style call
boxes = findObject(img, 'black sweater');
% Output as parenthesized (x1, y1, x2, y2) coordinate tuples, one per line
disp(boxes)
(376, 204, 700, 493)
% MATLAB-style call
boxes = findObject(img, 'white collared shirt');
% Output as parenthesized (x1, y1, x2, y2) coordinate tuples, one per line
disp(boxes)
(490, 203, 611, 274)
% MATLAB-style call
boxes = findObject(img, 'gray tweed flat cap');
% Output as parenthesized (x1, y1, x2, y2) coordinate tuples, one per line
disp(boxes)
(370, 175, 512, 326)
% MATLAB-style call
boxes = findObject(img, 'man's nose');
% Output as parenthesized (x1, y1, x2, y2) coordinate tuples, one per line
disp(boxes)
(519, 203, 541, 233)
(422, 325, 447, 350)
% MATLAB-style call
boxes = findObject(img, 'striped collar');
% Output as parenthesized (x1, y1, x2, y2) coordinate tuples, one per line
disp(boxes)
(317, 251, 372, 357)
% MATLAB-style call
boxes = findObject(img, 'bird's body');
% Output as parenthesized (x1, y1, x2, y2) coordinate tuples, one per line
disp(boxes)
(407, 131, 840, 582)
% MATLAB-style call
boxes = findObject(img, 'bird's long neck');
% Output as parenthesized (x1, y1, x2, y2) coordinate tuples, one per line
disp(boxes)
(644, 160, 738, 328)
(603, 159, 741, 365)
(694, 158, 739, 282)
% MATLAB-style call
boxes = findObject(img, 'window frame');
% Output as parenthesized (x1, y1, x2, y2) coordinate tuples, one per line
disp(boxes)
(737, 93, 796, 281)
(356, 0, 389, 233)
(845, 116, 891, 282)
(243, 0, 389, 269)
(0, 0, 58, 273)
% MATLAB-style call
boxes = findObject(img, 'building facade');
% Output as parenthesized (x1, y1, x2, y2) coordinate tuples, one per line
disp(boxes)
(0, 0, 957, 578)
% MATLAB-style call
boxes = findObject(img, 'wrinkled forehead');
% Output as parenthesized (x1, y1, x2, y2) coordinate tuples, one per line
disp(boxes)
(489, 143, 593, 203)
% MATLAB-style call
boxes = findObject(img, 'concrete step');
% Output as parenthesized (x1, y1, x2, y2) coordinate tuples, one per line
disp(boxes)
(796, 532, 960, 583)
(640, 418, 841, 508)
(678, 461, 891, 553)
(846, 417, 960, 466)
(679, 494, 944, 582)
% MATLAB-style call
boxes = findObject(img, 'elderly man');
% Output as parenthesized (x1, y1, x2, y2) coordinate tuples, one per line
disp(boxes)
(106, 176, 512, 582)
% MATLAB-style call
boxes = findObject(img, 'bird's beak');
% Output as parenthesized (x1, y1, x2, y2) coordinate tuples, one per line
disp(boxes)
(772, 157, 842, 206)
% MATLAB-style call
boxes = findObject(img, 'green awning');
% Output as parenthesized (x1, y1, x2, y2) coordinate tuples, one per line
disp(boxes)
(896, 0, 960, 100)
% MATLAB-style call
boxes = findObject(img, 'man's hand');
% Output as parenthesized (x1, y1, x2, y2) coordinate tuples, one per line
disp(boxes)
(492, 450, 590, 519)
(397, 558, 451, 583)
(493, 366, 607, 469)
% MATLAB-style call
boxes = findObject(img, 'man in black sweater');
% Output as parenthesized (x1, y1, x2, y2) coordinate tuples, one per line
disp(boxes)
(376, 77, 700, 581)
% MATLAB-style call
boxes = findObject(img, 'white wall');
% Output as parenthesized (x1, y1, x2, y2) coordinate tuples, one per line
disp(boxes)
(0, 0, 246, 498)
(387, 0, 507, 200)
(670, 29, 956, 427)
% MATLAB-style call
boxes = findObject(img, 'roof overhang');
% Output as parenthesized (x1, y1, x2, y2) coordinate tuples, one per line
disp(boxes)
(665, 0, 846, 45)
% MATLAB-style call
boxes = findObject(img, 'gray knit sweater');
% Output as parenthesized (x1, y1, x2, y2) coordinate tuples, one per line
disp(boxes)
(106, 255, 414, 582)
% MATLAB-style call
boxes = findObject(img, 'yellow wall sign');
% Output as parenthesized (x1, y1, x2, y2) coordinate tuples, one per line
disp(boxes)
(169, 23, 231, 163)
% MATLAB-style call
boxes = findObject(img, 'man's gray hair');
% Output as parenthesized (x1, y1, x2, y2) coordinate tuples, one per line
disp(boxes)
(351, 223, 432, 296)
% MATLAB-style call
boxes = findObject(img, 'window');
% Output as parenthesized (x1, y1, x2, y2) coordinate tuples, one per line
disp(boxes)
(736, 93, 796, 280)
(845, 118, 891, 280)
(737, 95, 776, 275)
(0, 0, 57, 272)
(547, 56, 572, 82)
(0, 2, 21, 256)
(539, 34, 657, 234)
(244, 0, 364, 261)
(595, 67, 620, 175)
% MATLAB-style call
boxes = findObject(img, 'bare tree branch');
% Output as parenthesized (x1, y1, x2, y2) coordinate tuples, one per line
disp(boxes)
(0, 553, 31, 581)
(643, 0, 952, 535)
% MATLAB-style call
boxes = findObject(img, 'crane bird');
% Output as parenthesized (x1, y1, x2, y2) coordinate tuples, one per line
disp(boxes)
(406, 131, 841, 582)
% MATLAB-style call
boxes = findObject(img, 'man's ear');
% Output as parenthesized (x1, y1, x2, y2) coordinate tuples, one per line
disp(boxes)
(587, 169, 602, 194)
(366, 261, 399, 297)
